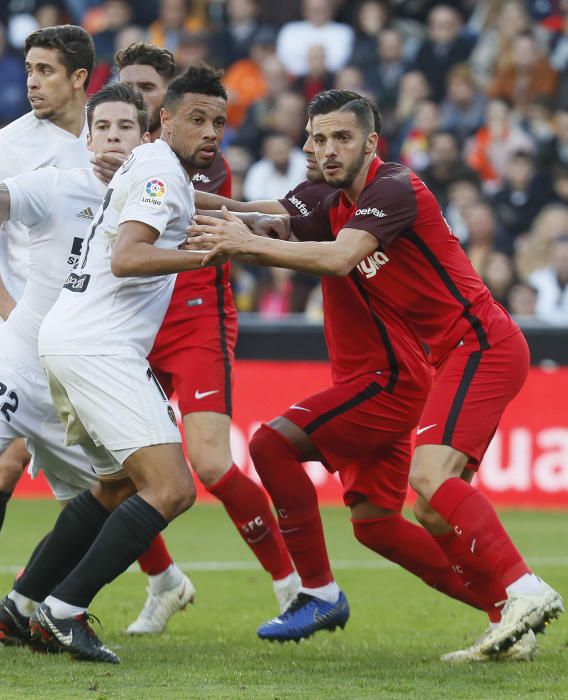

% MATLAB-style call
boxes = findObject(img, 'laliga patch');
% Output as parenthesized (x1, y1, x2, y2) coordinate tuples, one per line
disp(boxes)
(140, 177, 168, 208)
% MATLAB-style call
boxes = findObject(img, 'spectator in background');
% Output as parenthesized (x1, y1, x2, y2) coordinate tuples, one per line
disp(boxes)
(333, 65, 370, 96)
(419, 130, 479, 210)
(525, 94, 557, 167)
(0, 22, 27, 125)
(292, 45, 334, 104)
(515, 203, 568, 278)
(223, 26, 276, 129)
(483, 251, 516, 308)
(547, 108, 568, 168)
(488, 31, 558, 115)
(463, 200, 505, 275)
(268, 90, 306, 149)
(508, 281, 538, 319)
(550, 163, 568, 206)
(235, 55, 291, 156)
(399, 99, 440, 172)
(91, 0, 132, 62)
(389, 69, 431, 151)
(409, 4, 474, 102)
(147, 0, 204, 53)
(466, 97, 535, 193)
(276, 0, 354, 77)
(36, 2, 68, 27)
(529, 235, 568, 324)
(349, 0, 390, 75)
(223, 144, 253, 201)
(469, 0, 530, 87)
(243, 131, 306, 201)
(444, 173, 482, 244)
(439, 63, 486, 143)
(363, 28, 407, 112)
(255, 268, 295, 318)
(208, 0, 263, 69)
(174, 30, 210, 73)
(491, 150, 553, 245)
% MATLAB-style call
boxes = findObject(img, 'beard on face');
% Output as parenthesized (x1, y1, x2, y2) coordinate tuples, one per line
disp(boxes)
(327, 143, 367, 189)
(175, 144, 217, 171)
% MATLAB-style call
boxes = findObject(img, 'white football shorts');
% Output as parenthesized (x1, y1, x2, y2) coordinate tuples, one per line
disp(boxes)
(0, 354, 97, 500)
(42, 353, 181, 478)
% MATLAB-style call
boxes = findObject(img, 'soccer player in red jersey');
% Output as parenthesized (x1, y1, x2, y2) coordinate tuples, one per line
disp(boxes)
(117, 43, 297, 633)
(187, 91, 563, 658)
(185, 105, 526, 653)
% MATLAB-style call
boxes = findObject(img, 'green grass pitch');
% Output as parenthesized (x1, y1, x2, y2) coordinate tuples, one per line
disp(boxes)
(0, 500, 566, 699)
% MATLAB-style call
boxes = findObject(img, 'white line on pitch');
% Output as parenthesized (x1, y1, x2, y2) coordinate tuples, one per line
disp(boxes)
(1, 555, 568, 576)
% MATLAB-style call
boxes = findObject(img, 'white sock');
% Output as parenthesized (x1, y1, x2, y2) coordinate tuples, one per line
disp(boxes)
(149, 563, 183, 594)
(44, 595, 86, 620)
(506, 573, 542, 596)
(299, 581, 340, 604)
(273, 572, 300, 593)
(8, 590, 39, 617)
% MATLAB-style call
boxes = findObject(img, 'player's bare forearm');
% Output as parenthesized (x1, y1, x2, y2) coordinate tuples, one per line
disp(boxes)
(187, 211, 368, 275)
(194, 190, 288, 215)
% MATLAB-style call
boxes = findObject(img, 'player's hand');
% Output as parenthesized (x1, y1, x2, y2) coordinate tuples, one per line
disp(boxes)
(186, 206, 254, 264)
(91, 153, 125, 184)
(252, 214, 291, 240)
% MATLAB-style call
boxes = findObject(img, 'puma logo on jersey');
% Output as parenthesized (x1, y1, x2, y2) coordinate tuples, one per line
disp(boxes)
(288, 195, 309, 216)
(357, 251, 390, 278)
(355, 207, 386, 218)
(76, 207, 94, 220)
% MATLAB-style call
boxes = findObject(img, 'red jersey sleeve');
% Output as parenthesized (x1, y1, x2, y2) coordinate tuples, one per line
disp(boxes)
(290, 193, 337, 242)
(279, 181, 336, 217)
(344, 168, 417, 249)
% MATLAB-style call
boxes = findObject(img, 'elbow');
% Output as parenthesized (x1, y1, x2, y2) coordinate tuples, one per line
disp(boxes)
(111, 250, 130, 277)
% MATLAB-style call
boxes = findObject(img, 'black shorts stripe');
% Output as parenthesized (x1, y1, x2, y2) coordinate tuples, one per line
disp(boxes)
(215, 267, 232, 416)
(442, 350, 483, 445)
(304, 381, 383, 434)
(349, 273, 399, 393)
(404, 230, 490, 350)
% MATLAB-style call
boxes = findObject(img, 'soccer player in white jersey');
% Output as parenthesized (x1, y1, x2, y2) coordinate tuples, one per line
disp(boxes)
(4, 65, 228, 665)
(0, 82, 197, 651)
(0, 24, 119, 532)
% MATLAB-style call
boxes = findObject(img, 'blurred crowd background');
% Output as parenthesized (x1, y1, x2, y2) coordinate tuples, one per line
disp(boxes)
(2, 0, 568, 325)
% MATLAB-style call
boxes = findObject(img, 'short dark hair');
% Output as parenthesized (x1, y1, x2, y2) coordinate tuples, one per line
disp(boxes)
(25, 25, 95, 90)
(308, 89, 382, 136)
(163, 63, 227, 110)
(86, 82, 149, 133)
(115, 42, 176, 82)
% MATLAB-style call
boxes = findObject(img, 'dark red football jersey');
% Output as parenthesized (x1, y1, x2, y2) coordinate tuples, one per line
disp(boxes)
(279, 180, 335, 217)
(285, 181, 430, 391)
(292, 158, 519, 366)
(154, 151, 234, 345)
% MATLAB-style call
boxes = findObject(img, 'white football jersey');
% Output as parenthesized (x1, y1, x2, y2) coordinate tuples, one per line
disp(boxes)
(0, 112, 91, 300)
(0, 167, 106, 373)
(39, 138, 195, 359)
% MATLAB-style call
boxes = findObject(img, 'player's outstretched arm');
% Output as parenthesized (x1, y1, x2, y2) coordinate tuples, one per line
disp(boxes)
(111, 220, 226, 277)
(187, 208, 377, 276)
(0, 183, 16, 319)
(195, 190, 288, 216)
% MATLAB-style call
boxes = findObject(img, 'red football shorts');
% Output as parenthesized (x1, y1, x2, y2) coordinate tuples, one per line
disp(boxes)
(149, 308, 237, 417)
(281, 371, 428, 510)
(415, 330, 530, 466)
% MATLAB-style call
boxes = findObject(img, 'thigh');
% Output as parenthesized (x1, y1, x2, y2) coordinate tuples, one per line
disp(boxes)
(416, 331, 530, 466)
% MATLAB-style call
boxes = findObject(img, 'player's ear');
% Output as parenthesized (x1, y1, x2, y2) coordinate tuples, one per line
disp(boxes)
(86, 130, 93, 152)
(366, 131, 379, 155)
(72, 67, 88, 92)
(141, 131, 151, 144)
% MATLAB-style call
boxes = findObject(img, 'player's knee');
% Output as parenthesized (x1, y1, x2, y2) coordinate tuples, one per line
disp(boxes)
(249, 424, 277, 477)
(408, 464, 432, 500)
(413, 496, 444, 532)
(198, 462, 231, 489)
(162, 475, 197, 518)
(0, 454, 28, 491)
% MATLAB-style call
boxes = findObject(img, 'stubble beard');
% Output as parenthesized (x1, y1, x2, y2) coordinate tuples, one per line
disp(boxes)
(328, 144, 367, 189)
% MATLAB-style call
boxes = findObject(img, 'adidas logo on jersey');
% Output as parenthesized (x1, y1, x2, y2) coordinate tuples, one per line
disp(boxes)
(76, 207, 94, 220)
(355, 207, 387, 218)
(357, 250, 390, 279)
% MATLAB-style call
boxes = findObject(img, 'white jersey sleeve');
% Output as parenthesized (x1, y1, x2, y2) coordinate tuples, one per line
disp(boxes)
(118, 161, 184, 237)
(4, 168, 57, 229)
(0, 141, 22, 180)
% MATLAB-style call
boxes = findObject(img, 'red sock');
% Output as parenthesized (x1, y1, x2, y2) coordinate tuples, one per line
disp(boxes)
(137, 534, 173, 576)
(208, 463, 294, 581)
(434, 531, 506, 622)
(352, 515, 483, 611)
(430, 478, 530, 587)
(249, 424, 333, 587)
